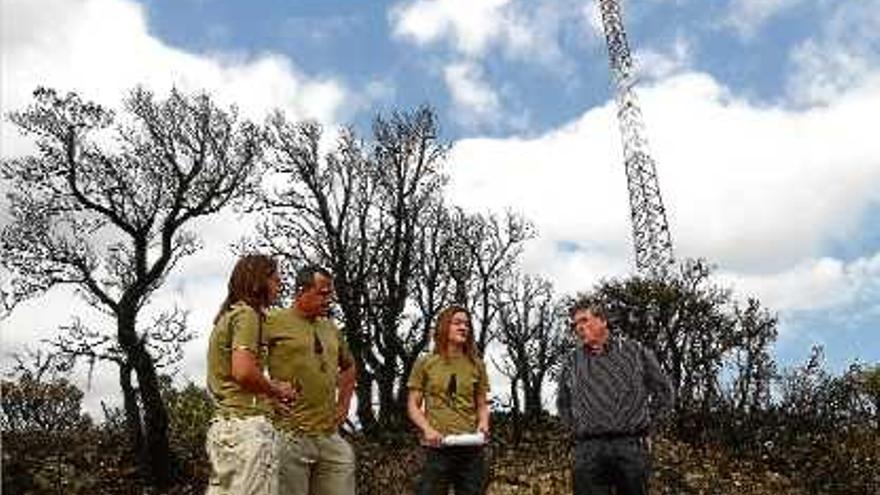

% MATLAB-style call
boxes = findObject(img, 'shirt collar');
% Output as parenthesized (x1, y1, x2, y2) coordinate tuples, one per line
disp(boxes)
(582, 335, 617, 356)
(289, 306, 315, 323)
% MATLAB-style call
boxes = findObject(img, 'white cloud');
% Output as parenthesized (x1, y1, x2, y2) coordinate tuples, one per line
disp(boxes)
(790, 43, 875, 106)
(787, 0, 880, 105)
(0, 0, 351, 415)
(389, 0, 598, 134)
(581, 1, 605, 40)
(4, 0, 880, 416)
(0, 209, 251, 416)
(390, 0, 590, 66)
(580, 2, 696, 86)
(443, 61, 502, 127)
(0, 0, 349, 157)
(725, 0, 804, 38)
(0, 284, 115, 412)
(635, 36, 693, 81)
(718, 252, 880, 313)
(446, 70, 880, 304)
(390, 0, 512, 56)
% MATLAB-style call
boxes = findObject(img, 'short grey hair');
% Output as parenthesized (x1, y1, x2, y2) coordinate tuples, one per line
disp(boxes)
(294, 265, 332, 293)
(569, 295, 608, 322)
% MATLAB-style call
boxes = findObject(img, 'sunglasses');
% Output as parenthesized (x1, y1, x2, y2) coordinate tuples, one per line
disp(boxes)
(313, 331, 328, 373)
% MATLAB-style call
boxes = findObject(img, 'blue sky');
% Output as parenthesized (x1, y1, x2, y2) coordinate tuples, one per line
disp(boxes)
(133, 0, 846, 134)
(2, 0, 879, 412)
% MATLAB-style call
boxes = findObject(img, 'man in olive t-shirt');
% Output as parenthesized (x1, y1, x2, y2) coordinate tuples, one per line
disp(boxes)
(265, 266, 357, 495)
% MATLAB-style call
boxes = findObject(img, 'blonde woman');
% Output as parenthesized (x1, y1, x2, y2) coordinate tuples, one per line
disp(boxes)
(205, 254, 295, 495)
(407, 305, 491, 495)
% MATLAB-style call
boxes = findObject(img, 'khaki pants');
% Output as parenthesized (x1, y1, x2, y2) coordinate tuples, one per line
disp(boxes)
(277, 432, 355, 495)
(206, 415, 279, 495)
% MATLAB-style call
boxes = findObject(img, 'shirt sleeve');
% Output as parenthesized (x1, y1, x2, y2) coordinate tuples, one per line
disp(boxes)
(229, 305, 261, 353)
(642, 346, 674, 428)
(407, 356, 428, 391)
(556, 353, 573, 428)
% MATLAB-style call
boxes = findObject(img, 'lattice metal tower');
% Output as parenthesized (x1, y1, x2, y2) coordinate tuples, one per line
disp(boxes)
(597, 0, 675, 278)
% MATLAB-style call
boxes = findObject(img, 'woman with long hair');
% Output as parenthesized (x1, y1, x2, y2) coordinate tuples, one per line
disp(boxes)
(205, 254, 295, 495)
(407, 304, 491, 495)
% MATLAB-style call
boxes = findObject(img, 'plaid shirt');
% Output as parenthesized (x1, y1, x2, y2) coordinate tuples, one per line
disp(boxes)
(556, 335, 673, 438)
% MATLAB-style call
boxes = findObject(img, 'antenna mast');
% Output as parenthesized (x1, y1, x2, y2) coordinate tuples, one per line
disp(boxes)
(597, 0, 675, 277)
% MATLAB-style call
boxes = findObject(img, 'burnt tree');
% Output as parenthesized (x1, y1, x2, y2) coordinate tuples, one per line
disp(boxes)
(494, 274, 568, 418)
(1, 87, 261, 486)
(255, 106, 448, 430)
(364, 108, 448, 429)
(456, 210, 534, 353)
(257, 115, 378, 430)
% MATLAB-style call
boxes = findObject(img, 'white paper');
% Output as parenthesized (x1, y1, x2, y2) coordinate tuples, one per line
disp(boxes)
(441, 432, 486, 446)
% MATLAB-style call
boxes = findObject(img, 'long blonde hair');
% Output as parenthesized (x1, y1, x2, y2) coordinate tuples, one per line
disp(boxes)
(433, 305, 477, 362)
(214, 254, 278, 324)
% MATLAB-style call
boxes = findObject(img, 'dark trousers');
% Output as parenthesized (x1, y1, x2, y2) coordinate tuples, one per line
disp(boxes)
(417, 446, 486, 495)
(573, 437, 650, 495)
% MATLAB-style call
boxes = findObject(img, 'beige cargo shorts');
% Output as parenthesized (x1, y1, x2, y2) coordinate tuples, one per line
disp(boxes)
(205, 415, 279, 495)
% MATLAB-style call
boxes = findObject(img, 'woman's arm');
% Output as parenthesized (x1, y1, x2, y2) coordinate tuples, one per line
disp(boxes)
(476, 389, 490, 436)
(475, 359, 492, 436)
(231, 349, 294, 412)
(407, 389, 443, 446)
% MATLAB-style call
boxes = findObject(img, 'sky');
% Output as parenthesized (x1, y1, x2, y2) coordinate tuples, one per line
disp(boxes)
(1, 0, 879, 415)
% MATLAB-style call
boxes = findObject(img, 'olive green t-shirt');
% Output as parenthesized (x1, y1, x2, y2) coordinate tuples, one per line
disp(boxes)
(264, 307, 355, 434)
(407, 354, 490, 436)
(206, 301, 269, 417)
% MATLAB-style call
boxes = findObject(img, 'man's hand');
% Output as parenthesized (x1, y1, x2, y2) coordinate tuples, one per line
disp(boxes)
(270, 380, 296, 414)
(421, 426, 443, 447)
(335, 399, 351, 427)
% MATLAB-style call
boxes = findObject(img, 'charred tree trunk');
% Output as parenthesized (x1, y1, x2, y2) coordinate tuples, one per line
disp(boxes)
(510, 377, 523, 444)
(118, 310, 174, 487)
(132, 344, 174, 486)
(376, 368, 406, 430)
(355, 370, 377, 433)
(523, 380, 543, 419)
(119, 362, 144, 470)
